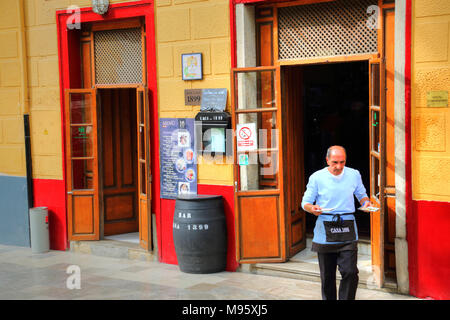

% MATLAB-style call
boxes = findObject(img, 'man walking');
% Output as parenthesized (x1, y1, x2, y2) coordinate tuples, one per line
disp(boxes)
(301, 145, 371, 300)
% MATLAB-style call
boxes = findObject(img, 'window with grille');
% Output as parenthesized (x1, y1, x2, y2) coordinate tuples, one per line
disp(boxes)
(278, 0, 378, 61)
(94, 28, 143, 85)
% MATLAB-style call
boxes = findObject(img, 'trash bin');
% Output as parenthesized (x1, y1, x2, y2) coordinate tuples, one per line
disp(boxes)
(29, 207, 49, 254)
(173, 194, 227, 274)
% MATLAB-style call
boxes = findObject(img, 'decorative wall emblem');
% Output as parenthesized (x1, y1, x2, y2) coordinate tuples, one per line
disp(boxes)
(92, 0, 109, 15)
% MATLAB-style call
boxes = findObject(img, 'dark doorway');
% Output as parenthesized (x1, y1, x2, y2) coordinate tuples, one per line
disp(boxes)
(98, 88, 139, 238)
(302, 61, 370, 239)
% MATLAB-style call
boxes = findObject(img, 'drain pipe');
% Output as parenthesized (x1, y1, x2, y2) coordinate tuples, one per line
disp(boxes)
(18, 0, 33, 208)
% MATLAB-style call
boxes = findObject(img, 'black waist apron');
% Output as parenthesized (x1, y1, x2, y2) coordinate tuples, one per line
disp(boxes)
(321, 213, 356, 242)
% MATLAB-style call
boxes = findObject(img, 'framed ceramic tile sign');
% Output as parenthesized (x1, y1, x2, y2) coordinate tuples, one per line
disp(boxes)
(182, 53, 202, 80)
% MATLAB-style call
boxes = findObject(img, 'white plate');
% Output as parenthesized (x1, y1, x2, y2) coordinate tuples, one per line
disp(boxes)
(358, 206, 379, 212)
(318, 208, 336, 212)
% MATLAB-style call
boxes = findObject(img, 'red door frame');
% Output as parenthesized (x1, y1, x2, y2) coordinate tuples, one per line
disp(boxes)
(55, 0, 161, 257)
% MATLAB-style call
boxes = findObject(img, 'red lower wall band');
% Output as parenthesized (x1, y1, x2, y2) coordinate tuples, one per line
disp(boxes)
(409, 200, 450, 299)
(33, 179, 67, 251)
(33, 178, 239, 272)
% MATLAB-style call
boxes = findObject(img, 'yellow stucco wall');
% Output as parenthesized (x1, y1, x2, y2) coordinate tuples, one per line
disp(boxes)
(0, 0, 135, 179)
(0, 0, 26, 177)
(412, 0, 450, 201)
(1, 0, 233, 185)
(25, 0, 135, 180)
(155, 0, 233, 186)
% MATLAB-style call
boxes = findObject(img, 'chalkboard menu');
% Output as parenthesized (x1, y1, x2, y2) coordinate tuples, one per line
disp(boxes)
(200, 88, 227, 111)
(159, 118, 197, 199)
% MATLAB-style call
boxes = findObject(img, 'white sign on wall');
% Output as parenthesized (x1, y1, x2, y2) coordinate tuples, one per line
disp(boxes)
(236, 123, 257, 152)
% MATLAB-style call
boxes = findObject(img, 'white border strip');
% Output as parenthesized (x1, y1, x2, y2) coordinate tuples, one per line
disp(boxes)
(394, 0, 409, 294)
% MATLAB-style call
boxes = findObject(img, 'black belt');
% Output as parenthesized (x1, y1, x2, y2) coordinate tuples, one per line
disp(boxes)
(321, 212, 354, 226)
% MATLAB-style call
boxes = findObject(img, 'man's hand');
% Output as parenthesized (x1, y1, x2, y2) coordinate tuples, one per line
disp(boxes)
(363, 201, 371, 208)
(305, 203, 322, 216)
(360, 198, 373, 209)
(311, 205, 323, 216)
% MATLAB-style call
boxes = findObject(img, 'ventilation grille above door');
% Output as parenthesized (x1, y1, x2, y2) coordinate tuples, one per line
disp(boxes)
(278, 0, 378, 61)
(94, 28, 143, 85)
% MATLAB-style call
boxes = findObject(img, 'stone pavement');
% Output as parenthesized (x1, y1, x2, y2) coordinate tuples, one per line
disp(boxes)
(0, 244, 417, 300)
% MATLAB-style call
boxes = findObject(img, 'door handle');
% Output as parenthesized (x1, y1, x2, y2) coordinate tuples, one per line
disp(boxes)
(67, 191, 73, 195)
(385, 194, 396, 198)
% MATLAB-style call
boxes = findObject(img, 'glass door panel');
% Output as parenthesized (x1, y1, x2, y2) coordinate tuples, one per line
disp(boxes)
(137, 87, 151, 250)
(232, 66, 287, 263)
(65, 89, 100, 240)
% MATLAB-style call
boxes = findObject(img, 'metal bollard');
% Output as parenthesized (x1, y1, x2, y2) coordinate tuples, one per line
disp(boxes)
(29, 207, 49, 253)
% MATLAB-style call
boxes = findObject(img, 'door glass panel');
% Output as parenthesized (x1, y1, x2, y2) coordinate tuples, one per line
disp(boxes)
(237, 111, 277, 130)
(72, 159, 94, 190)
(139, 126, 145, 160)
(234, 70, 276, 110)
(371, 63, 380, 107)
(71, 125, 94, 157)
(239, 151, 279, 191)
(371, 155, 380, 199)
(69, 93, 93, 124)
(371, 109, 380, 152)
(140, 162, 146, 195)
(236, 111, 278, 191)
(138, 91, 144, 124)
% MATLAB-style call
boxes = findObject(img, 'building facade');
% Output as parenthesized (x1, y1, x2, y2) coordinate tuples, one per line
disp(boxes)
(0, 0, 449, 300)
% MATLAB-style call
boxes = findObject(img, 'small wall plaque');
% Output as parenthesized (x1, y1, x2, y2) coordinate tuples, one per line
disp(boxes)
(185, 89, 202, 106)
(427, 91, 448, 108)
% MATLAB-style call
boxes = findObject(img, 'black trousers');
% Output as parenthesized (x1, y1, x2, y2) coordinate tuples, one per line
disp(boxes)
(317, 250, 359, 300)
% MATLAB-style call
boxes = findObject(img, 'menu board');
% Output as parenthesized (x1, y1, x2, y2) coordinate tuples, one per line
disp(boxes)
(159, 118, 197, 199)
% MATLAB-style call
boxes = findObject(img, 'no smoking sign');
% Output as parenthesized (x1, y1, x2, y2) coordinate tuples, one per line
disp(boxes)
(236, 123, 257, 151)
(239, 127, 252, 140)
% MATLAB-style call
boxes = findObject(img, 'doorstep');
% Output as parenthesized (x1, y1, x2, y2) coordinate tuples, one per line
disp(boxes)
(238, 238, 399, 294)
(70, 239, 157, 262)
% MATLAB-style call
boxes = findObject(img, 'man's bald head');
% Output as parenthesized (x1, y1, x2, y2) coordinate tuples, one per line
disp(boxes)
(326, 145, 347, 160)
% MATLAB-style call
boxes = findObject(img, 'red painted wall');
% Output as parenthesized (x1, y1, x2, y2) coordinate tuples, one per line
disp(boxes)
(33, 179, 67, 250)
(160, 184, 239, 272)
(408, 201, 450, 299)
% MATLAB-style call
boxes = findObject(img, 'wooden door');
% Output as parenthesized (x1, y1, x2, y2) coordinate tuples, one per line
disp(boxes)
(369, 59, 384, 287)
(232, 66, 287, 263)
(100, 89, 139, 236)
(137, 87, 152, 250)
(65, 89, 100, 241)
(282, 66, 306, 257)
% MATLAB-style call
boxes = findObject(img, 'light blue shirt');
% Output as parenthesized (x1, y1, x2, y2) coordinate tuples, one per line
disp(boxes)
(301, 166, 368, 245)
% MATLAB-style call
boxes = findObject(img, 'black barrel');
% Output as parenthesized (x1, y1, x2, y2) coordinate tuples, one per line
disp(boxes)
(173, 194, 227, 273)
